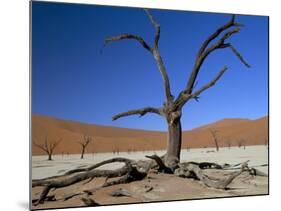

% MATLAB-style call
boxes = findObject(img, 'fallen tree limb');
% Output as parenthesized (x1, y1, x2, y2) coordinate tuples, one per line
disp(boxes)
(81, 197, 101, 206)
(181, 162, 248, 189)
(145, 155, 173, 173)
(32, 158, 149, 205)
(32, 154, 267, 207)
(32, 157, 134, 187)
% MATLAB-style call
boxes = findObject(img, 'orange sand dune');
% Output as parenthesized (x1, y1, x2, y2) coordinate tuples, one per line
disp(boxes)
(32, 115, 268, 155)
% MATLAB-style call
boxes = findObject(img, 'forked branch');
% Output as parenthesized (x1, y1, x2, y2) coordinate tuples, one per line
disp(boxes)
(197, 15, 243, 56)
(190, 66, 228, 99)
(33, 136, 62, 160)
(144, 9, 160, 49)
(174, 66, 227, 109)
(104, 34, 152, 52)
(175, 15, 250, 108)
(104, 9, 173, 103)
(79, 135, 93, 159)
(79, 135, 92, 148)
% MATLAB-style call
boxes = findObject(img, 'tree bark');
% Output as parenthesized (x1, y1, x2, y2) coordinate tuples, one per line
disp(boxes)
(105, 11, 249, 165)
(48, 154, 52, 161)
(165, 118, 182, 169)
(81, 147, 85, 159)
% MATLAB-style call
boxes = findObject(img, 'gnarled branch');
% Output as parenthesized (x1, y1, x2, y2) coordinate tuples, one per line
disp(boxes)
(104, 34, 152, 52)
(79, 135, 92, 148)
(103, 9, 173, 103)
(185, 16, 243, 94)
(79, 135, 93, 159)
(145, 154, 173, 174)
(226, 43, 251, 67)
(32, 157, 149, 205)
(144, 9, 160, 49)
(190, 66, 228, 99)
(33, 136, 62, 159)
(197, 15, 243, 57)
(174, 15, 249, 109)
(174, 66, 227, 109)
(144, 9, 173, 102)
(112, 107, 163, 121)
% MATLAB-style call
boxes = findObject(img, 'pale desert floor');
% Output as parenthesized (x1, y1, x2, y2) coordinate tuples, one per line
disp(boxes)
(32, 145, 268, 179)
(31, 145, 268, 210)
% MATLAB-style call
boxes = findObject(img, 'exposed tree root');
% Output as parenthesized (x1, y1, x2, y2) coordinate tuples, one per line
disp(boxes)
(32, 157, 148, 205)
(32, 155, 267, 207)
(146, 155, 173, 173)
(63, 193, 82, 201)
(177, 162, 248, 189)
(81, 197, 101, 206)
(110, 188, 132, 197)
(185, 161, 223, 169)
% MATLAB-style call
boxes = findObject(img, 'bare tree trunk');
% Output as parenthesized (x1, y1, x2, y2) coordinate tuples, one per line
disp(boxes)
(210, 129, 219, 152)
(79, 135, 93, 159)
(105, 11, 249, 167)
(48, 153, 52, 161)
(214, 140, 219, 152)
(33, 136, 61, 161)
(81, 147, 85, 159)
(165, 118, 182, 169)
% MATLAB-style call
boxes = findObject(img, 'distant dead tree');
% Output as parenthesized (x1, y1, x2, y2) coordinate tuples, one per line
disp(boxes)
(264, 138, 268, 149)
(33, 136, 62, 161)
(237, 139, 246, 149)
(210, 129, 220, 151)
(113, 146, 120, 155)
(226, 140, 232, 149)
(78, 135, 93, 159)
(104, 10, 249, 168)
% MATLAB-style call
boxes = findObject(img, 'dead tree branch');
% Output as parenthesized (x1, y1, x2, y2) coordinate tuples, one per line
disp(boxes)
(174, 66, 228, 108)
(105, 34, 152, 52)
(144, 9, 160, 48)
(145, 154, 173, 173)
(104, 9, 173, 103)
(79, 135, 93, 159)
(32, 157, 149, 205)
(176, 162, 248, 189)
(112, 107, 163, 121)
(174, 15, 250, 109)
(33, 136, 62, 160)
(209, 129, 220, 151)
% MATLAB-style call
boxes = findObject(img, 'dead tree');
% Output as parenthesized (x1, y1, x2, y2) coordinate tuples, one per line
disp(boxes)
(79, 135, 93, 159)
(32, 11, 257, 206)
(237, 139, 246, 149)
(104, 10, 249, 168)
(264, 138, 268, 149)
(33, 136, 62, 161)
(226, 140, 232, 149)
(209, 129, 220, 151)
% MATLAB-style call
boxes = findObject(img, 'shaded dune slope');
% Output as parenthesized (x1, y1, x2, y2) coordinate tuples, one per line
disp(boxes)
(32, 115, 268, 155)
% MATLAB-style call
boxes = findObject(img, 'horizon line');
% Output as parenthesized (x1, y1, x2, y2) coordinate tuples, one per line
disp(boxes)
(32, 113, 269, 132)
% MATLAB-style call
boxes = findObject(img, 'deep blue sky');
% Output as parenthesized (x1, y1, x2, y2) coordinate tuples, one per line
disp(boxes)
(32, 2, 268, 131)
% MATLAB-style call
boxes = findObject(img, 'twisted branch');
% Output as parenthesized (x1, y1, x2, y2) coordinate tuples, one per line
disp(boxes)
(174, 66, 227, 109)
(144, 9, 160, 49)
(104, 9, 173, 103)
(104, 34, 152, 52)
(174, 15, 249, 108)
(112, 106, 162, 121)
(33, 136, 61, 159)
